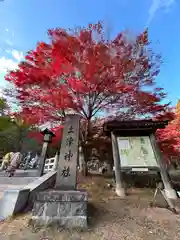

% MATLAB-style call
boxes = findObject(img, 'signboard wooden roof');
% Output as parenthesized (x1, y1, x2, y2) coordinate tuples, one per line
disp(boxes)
(103, 119, 168, 133)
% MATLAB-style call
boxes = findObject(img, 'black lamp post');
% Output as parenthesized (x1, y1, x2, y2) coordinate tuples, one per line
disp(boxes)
(38, 128, 55, 177)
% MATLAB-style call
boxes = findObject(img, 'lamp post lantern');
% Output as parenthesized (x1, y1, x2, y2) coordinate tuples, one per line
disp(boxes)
(38, 128, 55, 177)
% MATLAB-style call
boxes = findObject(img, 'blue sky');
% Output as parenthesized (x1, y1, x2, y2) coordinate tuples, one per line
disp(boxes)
(0, 0, 179, 106)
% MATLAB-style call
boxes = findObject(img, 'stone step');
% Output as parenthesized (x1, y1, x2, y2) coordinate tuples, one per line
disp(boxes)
(0, 169, 39, 178)
(0, 176, 37, 185)
(0, 170, 50, 200)
(0, 176, 37, 199)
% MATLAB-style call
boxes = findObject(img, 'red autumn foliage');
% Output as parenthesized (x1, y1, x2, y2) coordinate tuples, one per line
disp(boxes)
(155, 109, 180, 158)
(28, 125, 64, 147)
(5, 22, 169, 150)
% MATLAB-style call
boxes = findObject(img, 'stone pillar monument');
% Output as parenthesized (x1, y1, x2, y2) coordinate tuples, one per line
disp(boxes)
(32, 114, 88, 228)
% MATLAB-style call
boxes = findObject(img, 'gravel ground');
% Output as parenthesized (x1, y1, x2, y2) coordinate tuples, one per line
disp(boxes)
(0, 175, 180, 240)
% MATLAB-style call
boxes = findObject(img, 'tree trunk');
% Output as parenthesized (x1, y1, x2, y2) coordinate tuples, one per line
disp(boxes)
(78, 146, 84, 173)
(79, 145, 88, 176)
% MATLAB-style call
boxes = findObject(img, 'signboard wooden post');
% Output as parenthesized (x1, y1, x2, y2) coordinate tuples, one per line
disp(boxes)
(111, 132, 125, 197)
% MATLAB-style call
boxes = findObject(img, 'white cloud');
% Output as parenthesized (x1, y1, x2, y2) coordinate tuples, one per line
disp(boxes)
(5, 39, 13, 46)
(147, 0, 176, 25)
(11, 50, 23, 61)
(0, 50, 23, 74)
(0, 57, 18, 73)
(5, 28, 8, 32)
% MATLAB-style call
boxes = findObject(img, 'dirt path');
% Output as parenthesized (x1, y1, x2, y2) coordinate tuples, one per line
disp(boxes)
(0, 175, 180, 240)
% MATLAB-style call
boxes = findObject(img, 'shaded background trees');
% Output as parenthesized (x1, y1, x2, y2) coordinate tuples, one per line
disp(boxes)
(0, 97, 42, 157)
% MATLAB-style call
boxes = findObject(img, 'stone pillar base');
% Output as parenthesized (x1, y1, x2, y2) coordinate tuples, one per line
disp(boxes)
(116, 187, 125, 198)
(164, 188, 177, 200)
(31, 189, 88, 229)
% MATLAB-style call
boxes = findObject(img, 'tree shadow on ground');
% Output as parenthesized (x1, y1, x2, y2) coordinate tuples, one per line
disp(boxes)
(87, 201, 111, 228)
(87, 202, 99, 227)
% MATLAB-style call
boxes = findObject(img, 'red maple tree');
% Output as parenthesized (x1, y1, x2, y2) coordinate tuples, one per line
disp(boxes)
(5, 23, 169, 153)
(28, 125, 63, 147)
(156, 110, 180, 161)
